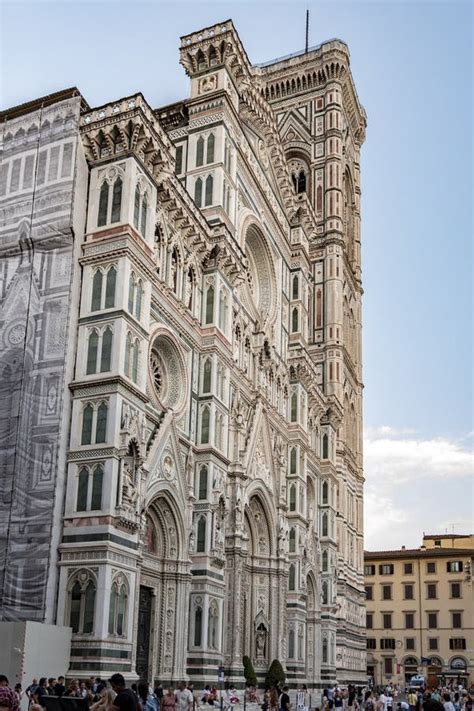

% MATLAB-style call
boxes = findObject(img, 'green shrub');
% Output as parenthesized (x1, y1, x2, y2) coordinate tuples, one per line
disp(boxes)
(265, 658, 285, 689)
(243, 655, 257, 687)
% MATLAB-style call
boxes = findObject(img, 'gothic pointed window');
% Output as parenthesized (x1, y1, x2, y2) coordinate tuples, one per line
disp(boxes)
(95, 403, 108, 444)
(202, 359, 212, 393)
(194, 177, 203, 207)
(91, 270, 103, 312)
(105, 267, 116, 308)
(124, 333, 132, 377)
(218, 290, 228, 332)
(290, 447, 297, 474)
(186, 268, 194, 310)
(69, 574, 96, 634)
(196, 137, 204, 167)
(175, 145, 183, 175)
(109, 578, 128, 636)
(289, 564, 296, 590)
(289, 629, 295, 658)
(132, 339, 139, 383)
(208, 602, 218, 649)
(198, 466, 208, 500)
(135, 281, 143, 320)
(86, 331, 99, 375)
(98, 182, 109, 227)
(91, 465, 103, 510)
(171, 248, 178, 294)
(194, 606, 203, 646)
(128, 273, 135, 313)
(322, 433, 329, 459)
(292, 274, 299, 300)
(111, 177, 122, 223)
(100, 327, 113, 372)
(322, 637, 328, 662)
(83, 581, 96, 634)
(140, 194, 147, 236)
(205, 285, 214, 324)
(290, 392, 298, 422)
(205, 175, 213, 206)
(70, 581, 82, 632)
(289, 528, 296, 553)
(207, 133, 215, 164)
(76, 467, 89, 511)
(322, 549, 328, 572)
(322, 480, 328, 504)
(81, 404, 94, 445)
(291, 307, 299, 333)
(289, 484, 296, 512)
(200, 406, 210, 444)
(196, 516, 206, 553)
(134, 185, 140, 229)
(322, 512, 328, 537)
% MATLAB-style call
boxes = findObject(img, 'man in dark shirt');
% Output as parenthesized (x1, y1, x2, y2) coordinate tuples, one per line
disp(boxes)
(423, 693, 444, 711)
(34, 679, 48, 707)
(54, 678, 66, 698)
(279, 686, 290, 711)
(110, 674, 138, 711)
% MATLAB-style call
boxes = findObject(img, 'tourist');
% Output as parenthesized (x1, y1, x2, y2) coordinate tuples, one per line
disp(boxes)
(13, 686, 23, 707)
(137, 682, 158, 711)
(0, 677, 19, 711)
(297, 685, 308, 711)
(33, 680, 48, 708)
(175, 683, 193, 711)
(64, 681, 81, 698)
(279, 686, 290, 711)
(54, 679, 66, 698)
(26, 681, 38, 707)
(91, 686, 116, 711)
(161, 690, 176, 711)
(109, 674, 138, 711)
(423, 693, 444, 711)
(443, 695, 455, 711)
(270, 689, 279, 711)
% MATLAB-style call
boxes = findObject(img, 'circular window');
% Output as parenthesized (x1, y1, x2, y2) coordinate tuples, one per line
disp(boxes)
(242, 223, 276, 326)
(148, 333, 187, 413)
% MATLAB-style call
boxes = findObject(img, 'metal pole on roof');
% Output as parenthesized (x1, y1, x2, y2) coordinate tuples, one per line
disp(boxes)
(305, 9, 309, 53)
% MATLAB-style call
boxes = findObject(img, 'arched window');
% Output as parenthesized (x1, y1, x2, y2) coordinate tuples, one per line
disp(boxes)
(322, 433, 329, 459)
(292, 274, 299, 300)
(86, 330, 99, 374)
(124, 332, 132, 377)
(289, 564, 296, 591)
(322, 550, 328, 572)
(196, 516, 206, 552)
(69, 574, 96, 634)
(76, 467, 89, 511)
(194, 606, 203, 646)
(290, 447, 297, 474)
(91, 270, 103, 312)
(290, 392, 298, 422)
(140, 194, 147, 236)
(205, 285, 214, 324)
(208, 602, 219, 649)
(100, 327, 113, 372)
(201, 406, 210, 444)
(128, 273, 135, 313)
(171, 248, 178, 293)
(111, 177, 122, 223)
(105, 267, 116, 308)
(291, 307, 299, 333)
(194, 177, 203, 207)
(322, 512, 328, 537)
(95, 403, 108, 444)
(289, 528, 296, 553)
(81, 404, 94, 445)
(207, 133, 215, 164)
(218, 290, 228, 332)
(108, 578, 128, 636)
(131, 339, 139, 383)
(133, 185, 140, 229)
(186, 268, 194, 310)
(288, 629, 295, 658)
(322, 637, 328, 662)
(296, 170, 306, 193)
(322, 480, 328, 504)
(205, 175, 213, 206)
(196, 137, 204, 167)
(98, 182, 109, 227)
(198, 466, 208, 500)
(202, 359, 212, 393)
(91, 465, 103, 510)
(298, 626, 304, 660)
(289, 484, 296, 512)
(135, 281, 143, 320)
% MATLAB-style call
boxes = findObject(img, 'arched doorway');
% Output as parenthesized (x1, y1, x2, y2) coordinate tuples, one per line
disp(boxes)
(306, 573, 319, 681)
(241, 495, 274, 672)
(138, 494, 188, 683)
(403, 656, 419, 683)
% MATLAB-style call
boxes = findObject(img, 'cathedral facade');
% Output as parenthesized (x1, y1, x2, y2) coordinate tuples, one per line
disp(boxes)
(0, 21, 367, 688)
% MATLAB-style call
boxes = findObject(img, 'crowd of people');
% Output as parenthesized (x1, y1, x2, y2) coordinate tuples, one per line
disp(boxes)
(1, 674, 473, 711)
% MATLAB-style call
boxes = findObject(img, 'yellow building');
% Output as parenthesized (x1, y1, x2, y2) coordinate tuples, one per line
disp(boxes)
(364, 534, 474, 688)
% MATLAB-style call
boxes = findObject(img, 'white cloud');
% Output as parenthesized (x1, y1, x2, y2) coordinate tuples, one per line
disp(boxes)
(363, 427, 473, 550)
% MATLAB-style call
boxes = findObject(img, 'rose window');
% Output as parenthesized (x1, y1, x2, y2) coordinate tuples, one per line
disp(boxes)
(148, 334, 187, 414)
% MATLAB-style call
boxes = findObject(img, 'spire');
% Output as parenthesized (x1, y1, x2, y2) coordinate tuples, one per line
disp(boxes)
(305, 9, 309, 53)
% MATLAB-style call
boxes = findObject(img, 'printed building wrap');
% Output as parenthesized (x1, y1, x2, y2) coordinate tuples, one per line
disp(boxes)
(0, 22, 367, 687)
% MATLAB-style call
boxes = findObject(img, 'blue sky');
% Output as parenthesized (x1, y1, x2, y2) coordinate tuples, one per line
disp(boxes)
(1, 0, 472, 548)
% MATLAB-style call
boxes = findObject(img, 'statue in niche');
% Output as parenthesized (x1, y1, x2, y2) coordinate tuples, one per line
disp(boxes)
(122, 462, 138, 508)
(255, 624, 267, 660)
